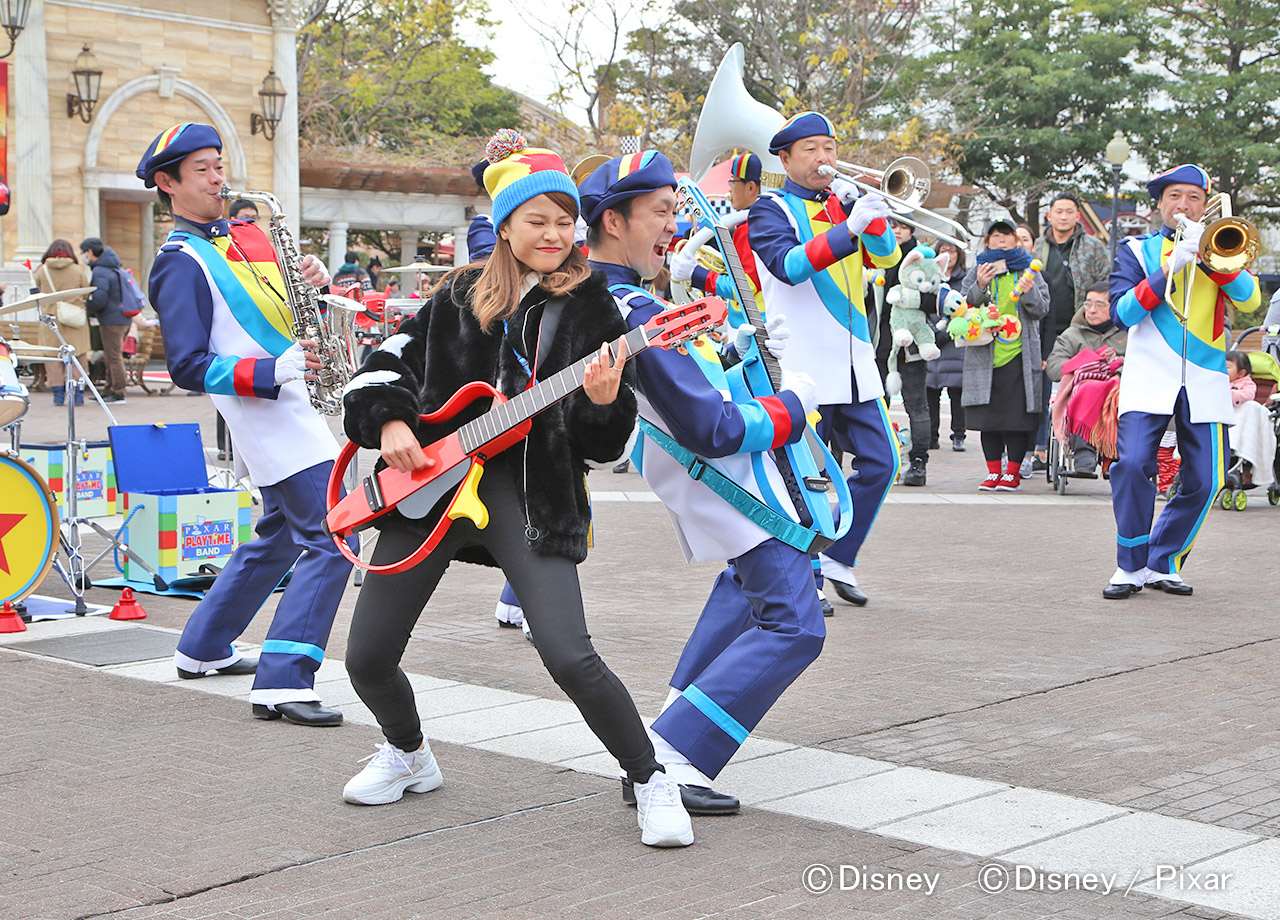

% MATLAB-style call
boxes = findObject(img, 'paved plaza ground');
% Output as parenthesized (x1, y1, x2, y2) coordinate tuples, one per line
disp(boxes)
(4, 383, 1280, 920)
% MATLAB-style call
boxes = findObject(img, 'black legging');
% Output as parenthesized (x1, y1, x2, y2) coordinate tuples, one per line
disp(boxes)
(927, 386, 965, 443)
(981, 430, 1031, 466)
(345, 455, 661, 785)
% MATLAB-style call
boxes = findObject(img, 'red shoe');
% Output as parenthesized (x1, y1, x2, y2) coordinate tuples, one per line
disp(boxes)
(978, 472, 1000, 491)
(996, 471, 1021, 491)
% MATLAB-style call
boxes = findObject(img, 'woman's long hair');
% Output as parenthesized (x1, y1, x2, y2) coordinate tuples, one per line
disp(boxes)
(42, 239, 78, 265)
(471, 191, 591, 332)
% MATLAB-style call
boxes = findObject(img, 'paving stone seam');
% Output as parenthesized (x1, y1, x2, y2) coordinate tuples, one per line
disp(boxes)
(814, 633, 1280, 746)
(71, 791, 609, 920)
(8, 620, 1275, 920)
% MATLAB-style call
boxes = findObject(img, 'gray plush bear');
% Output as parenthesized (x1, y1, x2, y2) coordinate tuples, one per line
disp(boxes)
(885, 245, 944, 395)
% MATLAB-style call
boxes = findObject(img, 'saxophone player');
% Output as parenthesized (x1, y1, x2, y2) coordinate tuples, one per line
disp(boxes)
(142, 123, 354, 726)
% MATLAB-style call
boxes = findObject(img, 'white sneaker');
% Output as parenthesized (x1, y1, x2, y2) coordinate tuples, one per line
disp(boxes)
(634, 774, 694, 847)
(1019, 456, 1033, 478)
(343, 741, 443, 805)
(494, 600, 524, 627)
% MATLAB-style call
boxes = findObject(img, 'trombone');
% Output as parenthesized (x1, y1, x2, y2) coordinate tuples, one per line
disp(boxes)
(1163, 192, 1260, 324)
(816, 162, 971, 248)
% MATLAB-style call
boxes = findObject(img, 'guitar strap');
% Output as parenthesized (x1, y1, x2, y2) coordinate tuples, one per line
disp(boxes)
(508, 296, 566, 382)
(535, 297, 565, 375)
(636, 419, 830, 554)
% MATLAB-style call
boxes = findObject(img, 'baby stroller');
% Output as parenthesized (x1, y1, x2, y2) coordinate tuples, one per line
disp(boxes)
(1217, 328, 1280, 510)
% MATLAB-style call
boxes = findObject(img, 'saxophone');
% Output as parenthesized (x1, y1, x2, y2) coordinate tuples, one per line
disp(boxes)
(219, 185, 355, 416)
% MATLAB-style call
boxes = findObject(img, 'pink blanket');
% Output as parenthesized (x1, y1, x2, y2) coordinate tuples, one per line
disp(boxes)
(1051, 348, 1122, 447)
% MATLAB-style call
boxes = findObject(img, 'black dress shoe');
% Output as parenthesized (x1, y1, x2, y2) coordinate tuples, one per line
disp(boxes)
(819, 594, 834, 617)
(252, 701, 343, 726)
(620, 778, 740, 815)
(177, 656, 259, 679)
(1148, 579, 1193, 596)
(1103, 583, 1143, 600)
(829, 580, 868, 607)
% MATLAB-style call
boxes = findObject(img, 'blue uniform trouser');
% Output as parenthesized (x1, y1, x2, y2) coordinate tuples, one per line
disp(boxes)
(653, 539, 825, 778)
(1111, 389, 1229, 575)
(816, 372, 900, 568)
(175, 461, 354, 705)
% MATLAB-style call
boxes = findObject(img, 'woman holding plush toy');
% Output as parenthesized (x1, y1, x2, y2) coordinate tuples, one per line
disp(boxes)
(958, 217, 1050, 491)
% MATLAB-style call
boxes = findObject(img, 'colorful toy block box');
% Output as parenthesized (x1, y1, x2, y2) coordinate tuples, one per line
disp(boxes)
(20, 440, 117, 518)
(108, 424, 251, 584)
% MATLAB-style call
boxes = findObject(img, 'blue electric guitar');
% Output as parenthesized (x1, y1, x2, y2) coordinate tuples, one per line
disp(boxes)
(676, 179, 851, 551)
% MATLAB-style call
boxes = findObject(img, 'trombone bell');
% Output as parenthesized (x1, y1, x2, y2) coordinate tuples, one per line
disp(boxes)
(1200, 216, 1260, 275)
(839, 156, 931, 208)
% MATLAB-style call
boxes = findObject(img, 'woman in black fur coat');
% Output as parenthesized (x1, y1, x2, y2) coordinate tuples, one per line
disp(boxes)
(338, 133, 693, 847)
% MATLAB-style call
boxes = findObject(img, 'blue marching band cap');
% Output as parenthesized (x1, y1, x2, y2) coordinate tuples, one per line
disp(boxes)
(579, 150, 678, 226)
(470, 158, 489, 190)
(136, 123, 223, 188)
(1146, 164, 1211, 202)
(768, 111, 835, 155)
(729, 153, 761, 183)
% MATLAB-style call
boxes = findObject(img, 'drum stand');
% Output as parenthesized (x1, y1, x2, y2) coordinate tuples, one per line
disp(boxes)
(38, 315, 170, 612)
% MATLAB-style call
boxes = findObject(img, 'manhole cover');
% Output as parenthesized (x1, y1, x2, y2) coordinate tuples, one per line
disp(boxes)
(6, 627, 179, 666)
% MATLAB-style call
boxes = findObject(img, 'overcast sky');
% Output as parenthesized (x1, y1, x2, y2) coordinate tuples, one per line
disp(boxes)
(459, 0, 660, 125)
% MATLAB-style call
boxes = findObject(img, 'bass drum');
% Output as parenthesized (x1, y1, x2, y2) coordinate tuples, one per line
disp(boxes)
(0, 452, 60, 604)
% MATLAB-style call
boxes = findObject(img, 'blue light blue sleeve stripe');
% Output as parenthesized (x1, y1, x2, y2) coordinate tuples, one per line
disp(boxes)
(202, 356, 244, 396)
(783, 244, 816, 283)
(1117, 533, 1150, 547)
(862, 223, 896, 257)
(1220, 271, 1258, 305)
(261, 639, 325, 664)
(682, 684, 749, 744)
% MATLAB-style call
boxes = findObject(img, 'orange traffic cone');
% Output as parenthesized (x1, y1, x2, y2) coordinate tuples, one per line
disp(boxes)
(0, 600, 27, 633)
(110, 587, 146, 621)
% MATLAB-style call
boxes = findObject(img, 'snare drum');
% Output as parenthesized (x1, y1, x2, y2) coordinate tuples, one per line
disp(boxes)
(0, 339, 30, 428)
(0, 451, 60, 603)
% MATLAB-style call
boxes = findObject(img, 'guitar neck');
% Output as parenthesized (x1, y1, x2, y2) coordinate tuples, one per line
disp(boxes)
(713, 224, 783, 390)
(458, 326, 650, 454)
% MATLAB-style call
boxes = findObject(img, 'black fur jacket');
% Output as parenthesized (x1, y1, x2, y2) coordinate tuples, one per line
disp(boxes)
(343, 268, 636, 565)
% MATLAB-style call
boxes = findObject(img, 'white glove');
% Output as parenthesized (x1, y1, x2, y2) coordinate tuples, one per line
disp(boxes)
(847, 191, 892, 236)
(1175, 215, 1205, 249)
(732, 323, 757, 355)
(299, 254, 330, 289)
(781, 368, 819, 418)
(274, 342, 307, 385)
(574, 216, 588, 247)
(1169, 236, 1200, 274)
(828, 176, 861, 206)
(669, 245, 699, 284)
(763, 313, 790, 359)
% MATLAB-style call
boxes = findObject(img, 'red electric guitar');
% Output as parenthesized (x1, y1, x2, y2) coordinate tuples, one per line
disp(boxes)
(325, 297, 728, 573)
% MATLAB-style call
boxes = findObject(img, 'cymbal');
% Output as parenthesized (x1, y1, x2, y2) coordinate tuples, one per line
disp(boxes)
(379, 263, 451, 273)
(572, 154, 609, 185)
(2, 341, 60, 352)
(0, 287, 97, 318)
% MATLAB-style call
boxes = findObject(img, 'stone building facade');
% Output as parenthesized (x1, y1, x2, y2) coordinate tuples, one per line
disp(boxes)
(3, 0, 300, 288)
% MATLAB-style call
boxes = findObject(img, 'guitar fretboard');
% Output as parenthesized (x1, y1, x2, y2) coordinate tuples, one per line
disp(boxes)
(458, 326, 650, 454)
(714, 225, 783, 391)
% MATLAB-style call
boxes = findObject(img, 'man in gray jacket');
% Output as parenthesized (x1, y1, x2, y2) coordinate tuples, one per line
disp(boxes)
(1031, 193, 1111, 467)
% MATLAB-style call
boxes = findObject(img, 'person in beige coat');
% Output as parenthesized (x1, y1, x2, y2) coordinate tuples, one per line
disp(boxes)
(35, 239, 93, 405)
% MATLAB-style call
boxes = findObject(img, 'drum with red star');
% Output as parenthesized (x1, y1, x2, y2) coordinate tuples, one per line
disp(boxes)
(0, 452, 59, 603)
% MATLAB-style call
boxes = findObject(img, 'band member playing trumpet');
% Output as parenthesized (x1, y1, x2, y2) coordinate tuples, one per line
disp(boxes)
(580, 149, 825, 817)
(748, 112, 900, 607)
(669, 153, 763, 301)
(142, 123, 352, 726)
(1105, 164, 1261, 599)
(339, 132, 694, 848)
